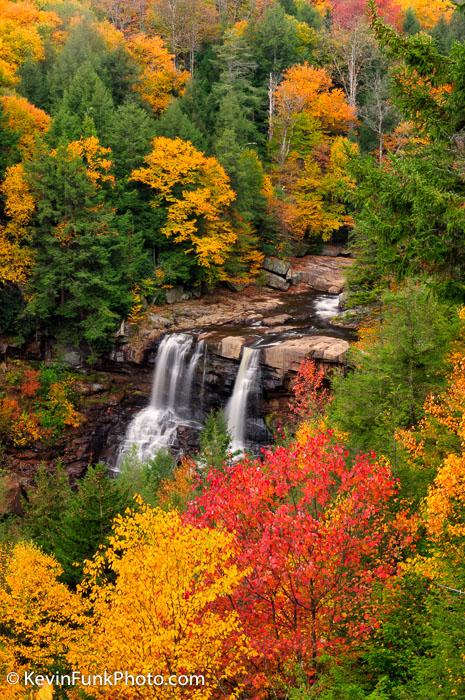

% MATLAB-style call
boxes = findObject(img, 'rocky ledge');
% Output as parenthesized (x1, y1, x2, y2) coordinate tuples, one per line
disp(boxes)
(205, 334, 349, 369)
(112, 254, 353, 366)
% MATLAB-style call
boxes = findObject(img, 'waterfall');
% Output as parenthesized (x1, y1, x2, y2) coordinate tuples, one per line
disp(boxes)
(226, 346, 261, 455)
(117, 334, 204, 466)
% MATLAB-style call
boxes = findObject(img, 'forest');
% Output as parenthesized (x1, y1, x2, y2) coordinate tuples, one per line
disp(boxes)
(1, 0, 465, 698)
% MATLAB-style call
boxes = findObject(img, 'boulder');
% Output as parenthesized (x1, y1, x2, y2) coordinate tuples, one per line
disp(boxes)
(148, 314, 172, 328)
(263, 271, 290, 291)
(62, 348, 82, 368)
(263, 256, 291, 278)
(165, 286, 185, 304)
(215, 336, 246, 360)
(289, 255, 353, 294)
(262, 336, 349, 371)
(262, 314, 292, 327)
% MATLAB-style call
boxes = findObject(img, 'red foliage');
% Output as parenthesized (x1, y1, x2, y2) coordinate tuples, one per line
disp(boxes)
(289, 358, 330, 419)
(187, 432, 414, 691)
(330, 0, 401, 29)
(20, 369, 40, 398)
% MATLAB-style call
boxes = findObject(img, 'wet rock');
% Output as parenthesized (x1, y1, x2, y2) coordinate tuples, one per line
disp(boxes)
(263, 271, 290, 291)
(263, 336, 349, 371)
(263, 257, 291, 277)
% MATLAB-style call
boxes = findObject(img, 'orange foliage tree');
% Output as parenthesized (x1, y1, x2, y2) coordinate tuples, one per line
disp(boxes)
(0, 95, 50, 159)
(126, 33, 189, 112)
(272, 63, 357, 242)
(0, 0, 58, 86)
(69, 503, 252, 698)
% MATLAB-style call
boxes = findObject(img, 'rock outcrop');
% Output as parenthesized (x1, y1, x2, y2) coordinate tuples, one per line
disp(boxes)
(289, 256, 353, 294)
(262, 336, 349, 371)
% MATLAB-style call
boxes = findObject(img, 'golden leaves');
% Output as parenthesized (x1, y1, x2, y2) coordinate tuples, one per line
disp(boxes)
(1, 95, 50, 158)
(71, 504, 252, 698)
(131, 137, 240, 277)
(126, 34, 189, 113)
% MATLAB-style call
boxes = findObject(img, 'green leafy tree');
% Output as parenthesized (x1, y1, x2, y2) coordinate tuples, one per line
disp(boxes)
(117, 448, 176, 505)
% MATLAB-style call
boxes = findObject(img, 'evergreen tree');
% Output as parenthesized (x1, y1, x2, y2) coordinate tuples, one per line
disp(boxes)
(153, 100, 205, 150)
(329, 283, 458, 468)
(198, 410, 231, 470)
(48, 62, 115, 145)
(107, 101, 156, 179)
(25, 143, 140, 352)
(54, 463, 129, 586)
(403, 7, 421, 35)
(22, 462, 72, 554)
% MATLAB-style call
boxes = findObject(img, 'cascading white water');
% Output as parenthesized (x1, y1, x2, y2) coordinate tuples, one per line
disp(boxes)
(314, 294, 341, 320)
(225, 346, 261, 455)
(117, 333, 204, 466)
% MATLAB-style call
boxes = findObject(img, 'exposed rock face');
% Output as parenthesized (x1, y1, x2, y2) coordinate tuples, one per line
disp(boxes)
(263, 271, 290, 291)
(0, 474, 23, 516)
(263, 256, 291, 277)
(289, 256, 353, 294)
(262, 336, 349, 371)
(212, 336, 245, 360)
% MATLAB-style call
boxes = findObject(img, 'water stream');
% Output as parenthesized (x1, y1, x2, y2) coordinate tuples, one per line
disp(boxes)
(117, 334, 204, 466)
(117, 291, 348, 466)
(225, 347, 261, 455)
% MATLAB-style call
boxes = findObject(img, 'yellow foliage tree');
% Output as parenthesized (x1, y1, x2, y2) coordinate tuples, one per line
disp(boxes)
(0, 95, 50, 159)
(131, 136, 245, 283)
(70, 503, 252, 698)
(0, 163, 35, 285)
(0, 542, 84, 699)
(126, 34, 189, 112)
(0, 0, 59, 86)
(66, 136, 115, 187)
(397, 0, 454, 28)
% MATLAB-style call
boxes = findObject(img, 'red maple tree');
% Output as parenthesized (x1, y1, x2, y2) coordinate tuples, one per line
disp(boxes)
(187, 432, 414, 691)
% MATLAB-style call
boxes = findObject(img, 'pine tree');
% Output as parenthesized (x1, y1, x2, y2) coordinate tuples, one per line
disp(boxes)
(107, 101, 156, 178)
(22, 462, 72, 555)
(25, 142, 140, 352)
(403, 7, 421, 34)
(198, 409, 231, 470)
(54, 463, 129, 586)
(49, 62, 115, 145)
(153, 100, 205, 150)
